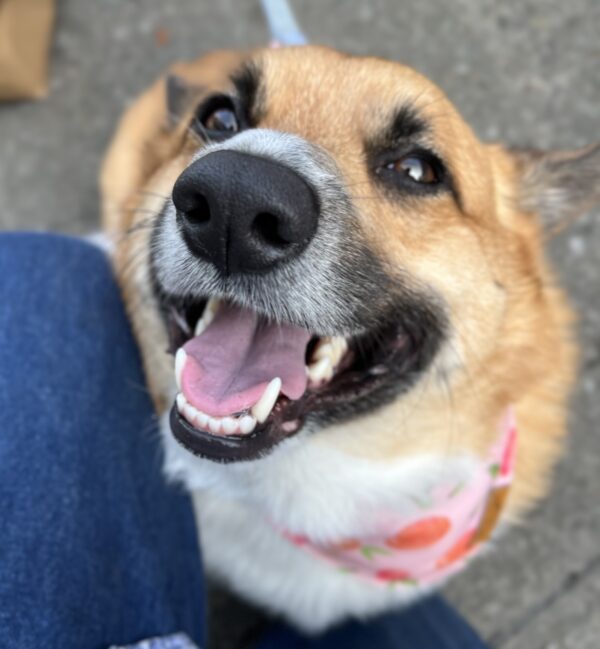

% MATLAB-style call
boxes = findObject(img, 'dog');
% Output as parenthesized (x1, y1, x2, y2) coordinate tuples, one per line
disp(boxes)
(100, 45, 600, 632)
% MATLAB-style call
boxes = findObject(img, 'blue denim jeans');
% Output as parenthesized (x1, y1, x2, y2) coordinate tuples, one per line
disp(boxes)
(0, 233, 488, 649)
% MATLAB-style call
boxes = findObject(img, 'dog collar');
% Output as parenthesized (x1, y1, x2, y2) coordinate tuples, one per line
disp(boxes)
(282, 409, 517, 587)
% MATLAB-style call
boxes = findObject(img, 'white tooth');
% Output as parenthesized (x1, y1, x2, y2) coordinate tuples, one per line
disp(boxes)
(307, 357, 331, 383)
(183, 403, 198, 424)
(194, 312, 211, 337)
(195, 410, 209, 429)
(312, 336, 347, 368)
(314, 341, 334, 361)
(208, 417, 222, 435)
(194, 298, 220, 336)
(332, 336, 347, 356)
(175, 348, 187, 389)
(206, 297, 220, 314)
(176, 393, 186, 413)
(330, 337, 347, 366)
(221, 417, 239, 435)
(251, 377, 282, 423)
(239, 415, 257, 435)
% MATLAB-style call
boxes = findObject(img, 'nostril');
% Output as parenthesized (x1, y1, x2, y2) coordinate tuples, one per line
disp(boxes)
(172, 150, 319, 273)
(181, 193, 211, 224)
(252, 212, 292, 248)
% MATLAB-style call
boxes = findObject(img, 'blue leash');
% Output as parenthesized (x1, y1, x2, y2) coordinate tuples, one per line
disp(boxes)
(259, 0, 307, 45)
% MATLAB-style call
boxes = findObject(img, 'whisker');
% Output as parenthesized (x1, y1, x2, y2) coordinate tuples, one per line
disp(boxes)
(138, 190, 170, 201)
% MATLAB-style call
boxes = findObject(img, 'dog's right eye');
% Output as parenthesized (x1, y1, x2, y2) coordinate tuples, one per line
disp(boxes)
(193, 96, 240, 141)
(203, 107, 238, 134)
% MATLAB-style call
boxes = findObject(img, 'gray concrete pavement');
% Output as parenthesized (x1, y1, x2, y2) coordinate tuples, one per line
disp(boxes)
(1, 1, 599, 647)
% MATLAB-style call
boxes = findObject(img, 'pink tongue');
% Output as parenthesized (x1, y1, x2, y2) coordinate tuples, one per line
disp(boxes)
(181, 303, 311, 417)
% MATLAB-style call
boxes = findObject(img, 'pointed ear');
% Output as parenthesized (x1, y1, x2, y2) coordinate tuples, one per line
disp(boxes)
(510, 143, 600, 232)
(165, 73, 205, 127)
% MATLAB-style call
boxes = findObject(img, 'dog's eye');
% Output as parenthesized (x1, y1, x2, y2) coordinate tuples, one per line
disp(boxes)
(203, 107, 238, 134)
(373, 149, 448, 196)
(387, 155, 439, 184)
(193, 96, 240, 140)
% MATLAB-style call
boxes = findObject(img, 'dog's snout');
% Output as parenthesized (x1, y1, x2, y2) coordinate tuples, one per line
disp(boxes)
(172, 150, 319, 274)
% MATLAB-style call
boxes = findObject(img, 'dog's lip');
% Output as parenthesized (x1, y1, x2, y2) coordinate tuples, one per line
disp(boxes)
(168, 296, 319, 460)
(170, 404, 302, 462)
(160, 291, 426, 462)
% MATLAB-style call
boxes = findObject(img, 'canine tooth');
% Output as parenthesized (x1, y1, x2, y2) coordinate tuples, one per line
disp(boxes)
(194, 298, 220, 336)
(176, 393, 186, 413)
(194, 312, 211, 337)
(307, 357, 332, 383)
(175, 348, 187, 389)
(251, 377, 282, 423)
(206, 297, 220, 314)
(208, 417, 222, 435)
(221, 417, 238, 435)
(239, 415, 257, 435)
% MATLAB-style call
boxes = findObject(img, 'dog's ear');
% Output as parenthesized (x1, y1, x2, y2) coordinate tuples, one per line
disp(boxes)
(165, 74, 205, 128)
(511, 143, 600, 232)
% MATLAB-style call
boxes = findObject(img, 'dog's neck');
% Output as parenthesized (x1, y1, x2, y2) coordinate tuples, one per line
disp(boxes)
(276, 407, 516, 586)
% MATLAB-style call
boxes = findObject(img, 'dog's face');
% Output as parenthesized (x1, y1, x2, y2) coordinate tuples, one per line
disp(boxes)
(105, 46, 598, 465)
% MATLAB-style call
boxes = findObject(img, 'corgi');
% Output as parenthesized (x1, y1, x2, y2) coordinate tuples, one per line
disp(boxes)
(100, 45, 599, 632)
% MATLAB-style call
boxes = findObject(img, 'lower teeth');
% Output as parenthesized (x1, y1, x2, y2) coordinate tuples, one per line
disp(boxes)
(176, 393, 257, 436)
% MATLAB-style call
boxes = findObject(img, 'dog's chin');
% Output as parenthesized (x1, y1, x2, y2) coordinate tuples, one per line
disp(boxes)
(155, 288, 444, 463)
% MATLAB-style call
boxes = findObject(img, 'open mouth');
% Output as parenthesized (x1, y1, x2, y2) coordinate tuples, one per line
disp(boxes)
(160, 293, 433, 463)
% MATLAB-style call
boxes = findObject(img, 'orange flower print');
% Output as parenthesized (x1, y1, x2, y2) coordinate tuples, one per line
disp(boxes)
(436, 530, 476, 569)
(375, 569, 413, 583)
(332, 538, 362, 551)
(386, 516, 451, 550)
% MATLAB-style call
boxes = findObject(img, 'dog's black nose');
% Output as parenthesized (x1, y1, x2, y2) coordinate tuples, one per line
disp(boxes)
(172, 150, 319, 274)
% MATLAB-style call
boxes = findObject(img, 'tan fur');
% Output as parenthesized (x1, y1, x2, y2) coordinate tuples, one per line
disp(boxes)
(101, 45, 579, 525)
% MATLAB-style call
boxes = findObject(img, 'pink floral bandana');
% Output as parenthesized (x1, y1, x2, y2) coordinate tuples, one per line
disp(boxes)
(283, 409, 517, 587)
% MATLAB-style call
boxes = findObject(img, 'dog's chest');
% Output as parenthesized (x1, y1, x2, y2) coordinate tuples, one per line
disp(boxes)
(160, 412, 515, 629)
(164, 415, 513, 558)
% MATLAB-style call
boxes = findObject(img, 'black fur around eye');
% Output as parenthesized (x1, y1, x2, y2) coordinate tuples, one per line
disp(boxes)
(193, 95, 241, 141)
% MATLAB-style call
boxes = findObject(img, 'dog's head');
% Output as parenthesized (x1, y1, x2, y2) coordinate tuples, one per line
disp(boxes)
(103, 46, 599, 465)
